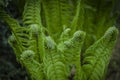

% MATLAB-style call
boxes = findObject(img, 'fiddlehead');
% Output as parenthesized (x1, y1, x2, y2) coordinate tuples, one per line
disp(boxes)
(58, 30, 86, 80)
(23, 0, 45, 62)
(20, 50, 44, 80)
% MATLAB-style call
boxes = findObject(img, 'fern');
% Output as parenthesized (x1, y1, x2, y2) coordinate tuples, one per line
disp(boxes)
(23, 0, 45, 62)
(0, 0, 119, 80)
(0, 7, 26, 54)
(42, 0, 76, 40)
(82, 27, 118, 80)
(43, 50, 68, 80)
(23, 0, 41, 25)
(20, 50, 44, 80)
(70, 0, 84, 33)
(57, 30, 86, 80)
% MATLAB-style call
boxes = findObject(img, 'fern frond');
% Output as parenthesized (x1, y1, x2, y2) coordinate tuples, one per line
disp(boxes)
(0, 7, 20, 29)
(28, 24, 45, 62)
(44, 53, 68, 80)
(59, 27, 71, 41)
(44, 36, 68, 80)
(82, 27, 118, 80)
(8, 26, 32, 60)
(20, 50, 44, 80)
(71, 0, 84, 33)
(23, 0, 45, 62)
(0, 8, 26, 53)
(77, 0, 117, 50)
(58, 30, 86, 80)
(42, 0, 74, 39)
(23, 0, 41, 26)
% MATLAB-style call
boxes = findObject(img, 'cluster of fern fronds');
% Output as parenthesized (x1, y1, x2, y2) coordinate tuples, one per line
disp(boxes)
(0, 0, 119, 80)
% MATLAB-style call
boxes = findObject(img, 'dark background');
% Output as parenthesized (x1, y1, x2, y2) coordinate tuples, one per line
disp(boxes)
(0, 0, 120, 80)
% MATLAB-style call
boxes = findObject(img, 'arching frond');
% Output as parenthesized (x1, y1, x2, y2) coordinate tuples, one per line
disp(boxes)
(82, 27, 118, 80)
(0, 8, 24, 53)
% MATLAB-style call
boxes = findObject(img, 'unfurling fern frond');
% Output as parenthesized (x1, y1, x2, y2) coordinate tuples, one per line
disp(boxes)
(23, 0, 45, 62)
(57, 30, 86, 80)
(28, 24, 45, 62)
(44, 36, 68, 80)
(20, 50, 44, 80)
(8, 27, 31, 60)
(82, 27, 118, 80)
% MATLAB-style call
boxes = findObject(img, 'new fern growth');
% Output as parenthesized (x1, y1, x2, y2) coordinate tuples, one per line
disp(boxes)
(0, 0, 119, 80)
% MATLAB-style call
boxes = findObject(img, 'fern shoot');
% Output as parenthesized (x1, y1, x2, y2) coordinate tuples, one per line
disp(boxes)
(0, 0, 119, 80)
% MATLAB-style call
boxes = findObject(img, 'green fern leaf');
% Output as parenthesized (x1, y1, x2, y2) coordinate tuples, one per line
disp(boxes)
(28, 24, 45, 62)
(23, 0, 41, 26)
(20, 50, 44, 80)
(42, 0, 75, 39)
(82, 27, 118, 80)
(44, 36, 68, 80)
(57, 30, 86, 80)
